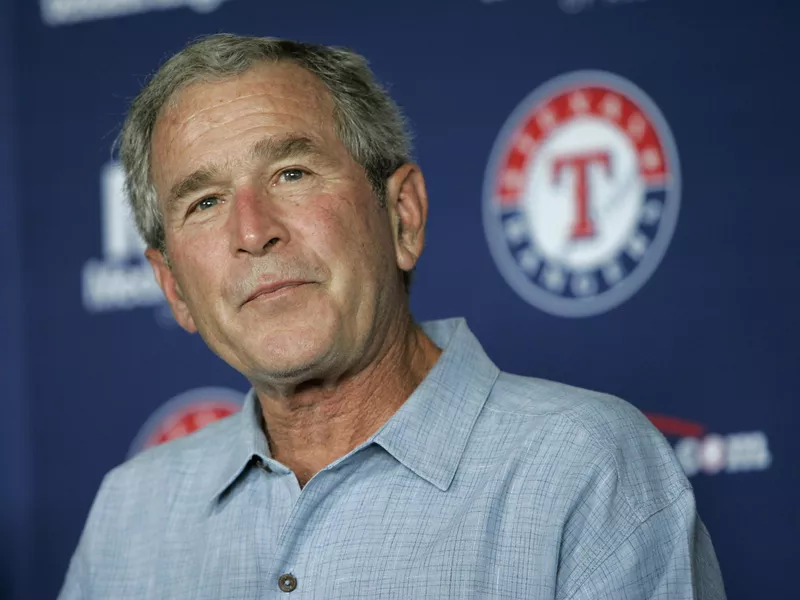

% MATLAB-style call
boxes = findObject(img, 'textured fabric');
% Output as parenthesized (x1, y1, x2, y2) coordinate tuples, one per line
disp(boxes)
(59, 318, 726, 599)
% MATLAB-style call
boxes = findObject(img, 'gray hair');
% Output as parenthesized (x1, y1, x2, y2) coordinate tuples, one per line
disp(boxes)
(117, 33, 414, 288)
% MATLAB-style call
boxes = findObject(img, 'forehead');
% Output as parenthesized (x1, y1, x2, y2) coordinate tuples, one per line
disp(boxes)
(150, 62, 338, 181)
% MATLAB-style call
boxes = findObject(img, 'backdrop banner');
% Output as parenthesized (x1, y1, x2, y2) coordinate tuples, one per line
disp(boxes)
(0, 1, 32, 598)
(5, 0, 798, 598)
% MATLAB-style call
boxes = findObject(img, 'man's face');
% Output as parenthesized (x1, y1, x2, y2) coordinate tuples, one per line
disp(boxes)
(147, 62, 419, 384)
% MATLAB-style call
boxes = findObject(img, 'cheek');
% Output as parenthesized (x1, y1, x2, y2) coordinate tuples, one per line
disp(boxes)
(170, 235, 227, 306)
(303, 196, 386, 268)
(328, 206, 396, 298)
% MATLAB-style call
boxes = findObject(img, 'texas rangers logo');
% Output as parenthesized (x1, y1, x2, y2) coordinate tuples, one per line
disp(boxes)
(127, 387, 245, 458)
(483, 71, 681, 317)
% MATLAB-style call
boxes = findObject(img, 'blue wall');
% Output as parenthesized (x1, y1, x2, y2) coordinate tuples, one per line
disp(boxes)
(0, 1, 31, 598)
(4, 0, 799, 598)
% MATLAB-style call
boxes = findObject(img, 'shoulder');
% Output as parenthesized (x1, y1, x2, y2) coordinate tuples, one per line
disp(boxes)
(483, 372, 691, 519)
(479, 374, 725, 599)
(91, 412, 241, 521)
(60, 413, 243, 595)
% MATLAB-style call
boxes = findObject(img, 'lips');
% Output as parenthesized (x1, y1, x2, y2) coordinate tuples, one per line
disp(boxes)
(243, 281, 309, 305)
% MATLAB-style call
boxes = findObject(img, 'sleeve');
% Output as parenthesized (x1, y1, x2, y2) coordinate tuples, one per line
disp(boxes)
(58, 550, 87, 600)
(57, 471, 117, 600)
(560, 488, 727, 600)
(550, 397, 727, 600)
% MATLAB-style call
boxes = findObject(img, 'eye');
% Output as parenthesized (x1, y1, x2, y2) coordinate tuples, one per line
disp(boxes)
(277, 168, 308, 183)
(192, 196, 221, 213)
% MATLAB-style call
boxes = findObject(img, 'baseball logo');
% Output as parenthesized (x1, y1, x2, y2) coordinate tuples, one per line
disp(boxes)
(483, 71, 680, 317)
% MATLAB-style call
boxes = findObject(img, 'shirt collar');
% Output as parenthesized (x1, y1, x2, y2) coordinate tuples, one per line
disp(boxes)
(209, 317, 499, 502)
(208, 388, 272, 503)
(373, 318, 499, 491)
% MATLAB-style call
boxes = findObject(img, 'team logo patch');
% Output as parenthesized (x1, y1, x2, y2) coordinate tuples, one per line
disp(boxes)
(483, 71, 681, 317)
(128, 387, 245, 458)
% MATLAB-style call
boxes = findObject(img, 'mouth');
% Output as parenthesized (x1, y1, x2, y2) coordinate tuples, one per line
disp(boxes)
(243, 281, 310, 305)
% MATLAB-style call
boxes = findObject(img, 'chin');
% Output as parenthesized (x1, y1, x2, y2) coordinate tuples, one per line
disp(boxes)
(242, 319, 339, 383)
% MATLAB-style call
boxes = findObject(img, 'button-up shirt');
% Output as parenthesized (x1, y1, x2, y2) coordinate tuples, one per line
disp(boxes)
(59, 318, 726, 599)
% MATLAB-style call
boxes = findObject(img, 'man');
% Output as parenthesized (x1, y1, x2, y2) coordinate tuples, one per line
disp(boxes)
(60, 33, 725, 599)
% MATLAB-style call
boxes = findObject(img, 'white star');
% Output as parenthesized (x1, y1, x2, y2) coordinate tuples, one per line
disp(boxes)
(570, 273, 597, 296)
(600, 94, 622, 120)
(640, 199, 663, 226)
(641, 147, 661, 170)
(569, 92, 590, 114)
(626, 232, 649, 260)
(518, 248, 540, 274)
(502, 168, 524, 194)
(537, 108, 557, 131)
(504, 217, 528, 244)
(542, 265, 566, 292)
(515, 133, 537, 154)
(627, 113, 646, 140)
(602, 261, 624, 285)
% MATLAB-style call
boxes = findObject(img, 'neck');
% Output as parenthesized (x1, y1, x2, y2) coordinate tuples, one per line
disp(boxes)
(254, 314, 442, 487)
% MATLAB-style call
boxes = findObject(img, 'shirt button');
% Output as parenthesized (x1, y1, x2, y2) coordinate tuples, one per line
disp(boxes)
(253, 456, 270, 472)
(278, 573, 297, 592)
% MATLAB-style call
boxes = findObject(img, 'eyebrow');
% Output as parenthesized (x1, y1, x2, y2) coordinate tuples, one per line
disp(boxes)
(165, 167, 223, 215)
(164, 134, 331, 215)
(250, 135, 329, 167)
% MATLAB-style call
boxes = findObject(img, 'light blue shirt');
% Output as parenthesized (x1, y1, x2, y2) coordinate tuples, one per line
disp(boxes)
(59, 318, 725, 599)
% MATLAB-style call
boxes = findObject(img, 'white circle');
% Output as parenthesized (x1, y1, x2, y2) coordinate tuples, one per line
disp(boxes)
(524, 117, 644, 270)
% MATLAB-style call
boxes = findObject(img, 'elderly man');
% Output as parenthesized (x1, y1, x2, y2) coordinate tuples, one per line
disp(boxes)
(59, 33, 725, 599)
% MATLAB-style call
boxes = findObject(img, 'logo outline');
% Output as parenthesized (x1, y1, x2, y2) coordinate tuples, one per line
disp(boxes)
(482, 70, 682, 317)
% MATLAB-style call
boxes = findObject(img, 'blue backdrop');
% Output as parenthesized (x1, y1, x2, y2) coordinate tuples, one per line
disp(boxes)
(1, 0, 798, 598)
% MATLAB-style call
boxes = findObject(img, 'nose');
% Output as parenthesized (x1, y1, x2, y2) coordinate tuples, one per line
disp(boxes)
(227, 187, 289, 257)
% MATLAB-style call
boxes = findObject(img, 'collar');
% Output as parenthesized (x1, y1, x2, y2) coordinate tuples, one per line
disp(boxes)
(208, 387, 274, 503)
(373, 318, 499, 491)
(209, 318, 499, 502)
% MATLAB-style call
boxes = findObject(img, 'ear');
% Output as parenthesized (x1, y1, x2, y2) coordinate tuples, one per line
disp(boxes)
(385, 164, 428, 274)
(145, 247, 198, 333)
